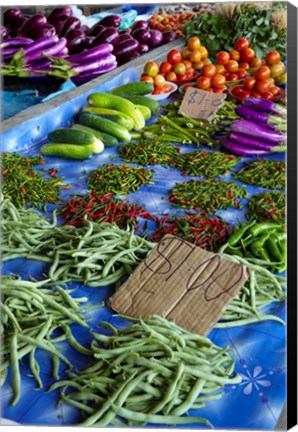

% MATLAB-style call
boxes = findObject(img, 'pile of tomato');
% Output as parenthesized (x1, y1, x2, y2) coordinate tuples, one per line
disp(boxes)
(148, 12, 195, 37)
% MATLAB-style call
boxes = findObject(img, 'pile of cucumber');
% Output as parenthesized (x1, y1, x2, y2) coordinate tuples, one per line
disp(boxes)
(41, 82, 160, 160)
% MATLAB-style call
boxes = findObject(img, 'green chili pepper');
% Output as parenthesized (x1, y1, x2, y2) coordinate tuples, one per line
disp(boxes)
(250, 233, 272, 262)
(227, 221, 256, 247)
(248, 222, 283, 237)
(265, 236, 283, 262)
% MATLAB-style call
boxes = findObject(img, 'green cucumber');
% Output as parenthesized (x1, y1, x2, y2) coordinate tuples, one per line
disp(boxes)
(48, 128, 97, 146)
(41, 144, 92, 160)
(83, 106, 134, 131)
(109, 82, 154, 96)
(121, 95, 160, 115)
(136, 104, 151, 121)
(72, 124, 118, 147)
(87, 92, 145, 131)
(80, 112, 131, 143)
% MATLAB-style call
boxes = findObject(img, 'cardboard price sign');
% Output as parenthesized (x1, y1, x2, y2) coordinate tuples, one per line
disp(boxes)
(109, 235, 249, 336)
(178, 87, 227, 121)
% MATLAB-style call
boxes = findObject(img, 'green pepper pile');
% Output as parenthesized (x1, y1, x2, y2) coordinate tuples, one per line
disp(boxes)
(220, 221, 286, 273)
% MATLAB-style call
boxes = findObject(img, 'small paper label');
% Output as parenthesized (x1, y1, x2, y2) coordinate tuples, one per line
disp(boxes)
(178, 87, 227, 121)
(109, 235, 249, 336)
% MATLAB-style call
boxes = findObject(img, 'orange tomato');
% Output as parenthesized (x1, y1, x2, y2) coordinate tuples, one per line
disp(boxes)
(239, 62, 250, 70)
(192, 61, 204, 69)
(182, 47, 191, 59)
(226, 60, 239, 73)
(182, 60, 193, 69)
(144, 61, 159, 77)
(165, 71, 177, 82)
(215, 51, 230, 65)
(153, 86, 166, 95)
(254, 65, 271, 81)
(159, 61, 173, 75)
(187, 36, 201, 51)
(254, 79, 272, 94)
(154, 74, 166, 87)
(185, 68, 195, 79)
(250, 57, 263, 68)
(196, 76, 211, 90)
(163, 84, 174, 93)
(188, 50, 202, 63)
(211, 73, 226, 88)
(199, 46, 209, 60)
(203, 58, 212, 65)
(140, 74, 154, 84)
(243, 77, 256, 91)
(215, 64, 226, 74)
(173, 62, 187, 75)
(201, 63, 217, 78)
(235, 68, 247, 79)
(229, 50, 240, 61)
(265, 50, 281, 66)
(240, 48, 255, 63)
(234, 37, 249, 51)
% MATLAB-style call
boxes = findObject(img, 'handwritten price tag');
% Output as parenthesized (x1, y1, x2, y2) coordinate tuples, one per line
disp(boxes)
(109, 235, 249, 336)
(178, 87, 227, 121)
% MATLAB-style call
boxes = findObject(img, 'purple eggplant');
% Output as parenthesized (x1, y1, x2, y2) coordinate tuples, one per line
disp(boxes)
(149, 29, 163, 47)
(47, 6, 73, 23)
(72, 62, 117, 84)
(117, 50, 140, 66)
(71, 53, 116, 75)
(25, 58, 52, 71)
(19, 15, 47, 36)
(0, 25, 9, 40)
(84, 36, 96, 48)
(1, 37, 33, 49)
(138, 43, 150, 54)
(60, 17, 81, 37)
(65, 43, 113, 63)
(26, 24, 57, 40)
(162, 30, 176, 44)
(132, 20, 149, 31)
(119, 34, 133, 43)
(131, 28, 151, 44)
(229, 132, 278, 151)
(91, 27, 120, 47)
(66, 30, 87, 54)
(3, 8, 22, 25)
(2, 46, 23, 57)
(242, 97, 281, 116)
(23, 37, 67, 63)
(88, 22, 106, 37)
(23, 35, 59, 55)
(235, 105, 285, 130)
(98, 15, 122, 28)
(221, 136, 270, 156)
(113, 38, 140, 58)
(51, 18, 69, 35)
(231, 119, 286, 144)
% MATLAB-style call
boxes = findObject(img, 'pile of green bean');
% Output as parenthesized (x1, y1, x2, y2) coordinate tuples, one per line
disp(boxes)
(1, 276, 93, 406)
(50, 315, 241, 427)
(216, 252, 286, 327)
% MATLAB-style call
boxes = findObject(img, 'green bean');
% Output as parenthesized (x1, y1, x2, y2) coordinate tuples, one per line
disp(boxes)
(10, 332, 21, 406)
(29, 349, 43, 389)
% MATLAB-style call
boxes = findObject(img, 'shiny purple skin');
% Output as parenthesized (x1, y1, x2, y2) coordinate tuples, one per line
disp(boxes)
(53, 18, 69, 35)
(162, 30, 176, 44)
(66, 29, 87, 54)
(149, 29, 163, 46)
(26, 24, 57, 40)
(47, 6, 73, 23)
(88, 22, 106, 37)
(113, 38, 140, 58)
(98, 15, 122, 28)
(131, 28, 151, 43)
(23, 37, 67, 63)
(138, 43, 150, 54)
(23, 35, 59, 55)
(84, 36, 96, 48)
(221, 136, 270, 156)
(119, 34, 133, 43)
(91, 27, 120, 47)
(65, 43, 113, 63)
(132, 20, 149, 30)
(117, 50, 140, 66)
(19, 15, 48, 36)
(72, 53, 116, 74)
(59, 17, 81, 37)
(3, 8, 22, 25)
(229, 132, 278, 151)
(72, 61, 117, 84)
(0, 25, 9, 40)
(231, 119, 286, 144)
(0, 37, 33, 49)
(242, 96, 281, 116)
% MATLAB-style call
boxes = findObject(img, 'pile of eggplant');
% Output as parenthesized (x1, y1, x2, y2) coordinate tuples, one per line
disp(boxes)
(221, 97, 286, 156)
(1, 6, 176, 83)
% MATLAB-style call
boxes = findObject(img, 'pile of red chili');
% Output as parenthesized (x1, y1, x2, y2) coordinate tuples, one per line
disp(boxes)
(60, 191, 156, 229)
(150, 212, 230, 252)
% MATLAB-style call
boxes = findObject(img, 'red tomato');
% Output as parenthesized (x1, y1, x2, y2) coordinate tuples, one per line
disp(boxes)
(254, 65, 271, 80)
(201, 64, 217, 78)
(185, 68, 195, 79)
(177, 73, 188, 82)
(189, 50, 202, 63)
(240, 48, 255, 63)
(215, 51, 230, 65)
(192, 61, 204, 69)
(241, 90, 252, 99)
(232, 86, 244, 96)
(226, 60, 239, 73)
(239, 62, 250, 70)
(254, 79, 272, 94)
(229, 50, 241, 61)
(182, 60, 193, 70)
(226, 73, 238, 81)
(270, 85, 281, 97)
(140, 74, 154, 84)
(250, 57, 263, 68)
(144, 61, 159, 77)
(173, 62, 187, 75)
(215, 64, 226, 74)
(154, 74, 166, 87)
(263, 91, 275, 100)
(163, 84, 174, 93)
(213, 85, 227, 93)
(243, 77, 256, 90)
(165, 71, 177, 82)
(153, 86, 166, 95)
(265, 50, 281, 66)
(167, 49, 182, 65)
(235, 68, 247, 79)
(234, 37, 250, 51)
(187, 36, 201, 51)
(159, 61, 173, 75)
(211, 73, 226, 88)
(182, 47, 192, 59)
(196, 76, 211, 90)
(270, 62, 286, 78)
(251, 91, 262, 98)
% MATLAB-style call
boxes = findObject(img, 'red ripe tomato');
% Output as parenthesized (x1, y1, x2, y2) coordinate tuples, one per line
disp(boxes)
(163, 84, 174, 93)
(177, 73, 187, 82)
(226, 60, 239, 73)
(173, 62, 187, 75)
(241, 90, 252, 99)
(250, 57, 263, 68)
(140, 74, 154, 84)
(254, 79, 272, 94)
(229, 50, 241, 61)
(254, 65, 271, 80)
(234, 37, 250, 51)
(270, 85, 281, 97)
(189, 50, 202, 63)
(196, 76, 211, 90)
(243, 77, 256, 91)
(213, 85, 227, 93)
(201, 63, 217, 77)
(226, 73, 238, 81)
(215, 51, 230, 65)
(251, 91, 262, 98)
(153, 86, 166, 95)
(235, 68, 247, 79)
(185, 68, 195, 79)
(165, 71, 177, 82)
(211, 73, 226, 88)
(233, 86, 244, 96)
(240, 48, 255, 63)
(159, 61, 173, 75)
(182, 60, 193, 70)
(263, 91, 275, 100)
(265, 50, 281, 66)
(167, 49, 182, 65)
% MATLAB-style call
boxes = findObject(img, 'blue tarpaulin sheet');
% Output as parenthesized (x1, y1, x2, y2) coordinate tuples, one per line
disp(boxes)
(1, 66, 286, 429)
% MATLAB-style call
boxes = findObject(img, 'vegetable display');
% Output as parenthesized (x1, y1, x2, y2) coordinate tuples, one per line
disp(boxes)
(233, 159, 285, 190)
(49, 315, 241, 427)
(246, 191, 286, 224)
(169, 179, 247, 212)
(119, 139, 180, 166)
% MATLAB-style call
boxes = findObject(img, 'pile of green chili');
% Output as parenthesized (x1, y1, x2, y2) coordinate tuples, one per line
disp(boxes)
(88, 164, 154, 195)
(119, 139, 180, 166)
(1, 276, 93, 406)
(233, 159, 285, 190)
(169, 179, 247, 212)
(246, 191, 286, 224)
(171, 150, 240, 177)
(2, 152, 65, 208)
(50, 315, 241, 427)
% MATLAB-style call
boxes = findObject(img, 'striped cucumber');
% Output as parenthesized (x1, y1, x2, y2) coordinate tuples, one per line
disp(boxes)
(41, 144, 92, 160)
(47, 127, 104, 154)
(83, 106, 134, 130)
(87, 92, 145, 131)
(136, 104, 151, 121)
(80, 112, 131, 143)
(72, 124, 118, 147)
